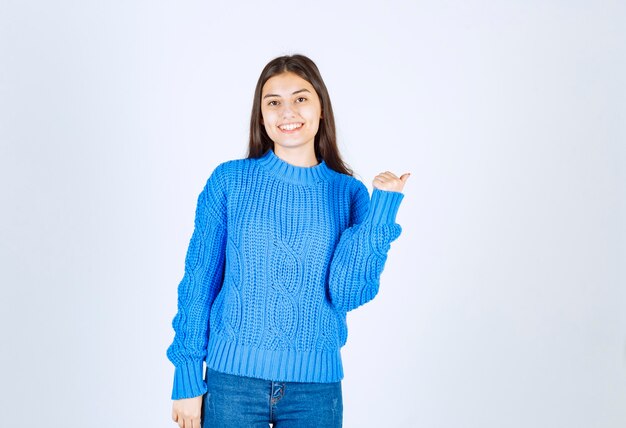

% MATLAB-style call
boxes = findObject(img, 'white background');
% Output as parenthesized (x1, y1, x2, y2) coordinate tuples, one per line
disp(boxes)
(1, 1, 625, 427)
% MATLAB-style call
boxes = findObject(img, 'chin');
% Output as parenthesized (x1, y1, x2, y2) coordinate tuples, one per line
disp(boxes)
(274, 143, 303, 150)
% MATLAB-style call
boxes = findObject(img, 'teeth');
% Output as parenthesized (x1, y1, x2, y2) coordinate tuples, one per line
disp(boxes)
(279, 123, 303, 131)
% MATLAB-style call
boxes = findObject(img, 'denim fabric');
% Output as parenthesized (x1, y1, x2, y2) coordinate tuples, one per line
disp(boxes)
(201, 367, 343, 427)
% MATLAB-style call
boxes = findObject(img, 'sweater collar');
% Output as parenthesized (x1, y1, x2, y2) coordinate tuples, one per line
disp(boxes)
(257, 148, 334, 185)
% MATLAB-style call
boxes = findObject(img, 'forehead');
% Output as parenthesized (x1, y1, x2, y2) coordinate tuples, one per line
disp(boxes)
(262, 72, 315, 95)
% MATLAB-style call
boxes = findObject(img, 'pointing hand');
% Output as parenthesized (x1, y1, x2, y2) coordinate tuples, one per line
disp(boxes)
(372, 171, 410, 193)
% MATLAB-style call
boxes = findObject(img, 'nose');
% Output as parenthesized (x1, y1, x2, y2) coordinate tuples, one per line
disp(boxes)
(280, 103, 297, 118)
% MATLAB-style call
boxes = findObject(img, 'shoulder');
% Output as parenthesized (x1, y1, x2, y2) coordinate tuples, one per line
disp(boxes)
(210, 157, 245, 176)
(204, 156, 251, 189)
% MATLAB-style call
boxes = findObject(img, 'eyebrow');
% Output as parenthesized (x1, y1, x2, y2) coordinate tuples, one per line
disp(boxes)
(262, 88, 311, 99)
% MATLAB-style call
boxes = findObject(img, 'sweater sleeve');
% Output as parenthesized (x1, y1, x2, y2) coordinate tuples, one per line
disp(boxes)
(328, 181, 404, 312)
(166, 164, 228, 400)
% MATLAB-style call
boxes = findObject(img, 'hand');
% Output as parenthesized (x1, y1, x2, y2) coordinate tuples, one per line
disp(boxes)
(172, 395, 203, 428)
(372, 171, 410, 193)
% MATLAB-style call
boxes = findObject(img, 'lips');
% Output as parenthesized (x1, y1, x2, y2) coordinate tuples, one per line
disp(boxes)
(278, 122, 304, 132)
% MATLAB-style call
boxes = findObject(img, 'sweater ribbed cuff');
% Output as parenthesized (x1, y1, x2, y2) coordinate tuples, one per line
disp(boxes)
(364, 188, 404, 224)
(171, 360, 206, 400)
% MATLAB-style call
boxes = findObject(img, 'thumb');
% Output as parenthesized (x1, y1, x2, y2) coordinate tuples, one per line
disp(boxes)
(400, 173, 411, 183)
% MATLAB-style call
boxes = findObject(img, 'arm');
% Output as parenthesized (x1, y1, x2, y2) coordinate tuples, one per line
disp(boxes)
(328, 181, 404, 312)
(166, 164, 228, 400)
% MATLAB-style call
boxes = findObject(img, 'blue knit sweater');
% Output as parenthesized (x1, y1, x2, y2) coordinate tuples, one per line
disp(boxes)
(166, 148, 404, 400)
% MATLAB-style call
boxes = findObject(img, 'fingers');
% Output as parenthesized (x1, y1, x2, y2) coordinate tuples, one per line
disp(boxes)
(374, 172, 402, 186)
(374, 172, 394, 182)
(375, 171, 411, 182)
(172, 406, 186, 428)
(172, 398, 203, 428)
(372, 170, 410, 193)
(173, 414, 197, 428)
(173, 406, 181, 427)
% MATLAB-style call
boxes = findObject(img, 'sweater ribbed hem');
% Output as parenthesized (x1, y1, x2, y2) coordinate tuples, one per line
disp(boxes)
(171, 359, 207, 400)
(365, 188, 405, 224)
(205, 334, 344, 383)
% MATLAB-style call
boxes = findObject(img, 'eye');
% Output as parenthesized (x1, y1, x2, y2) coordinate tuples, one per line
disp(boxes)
(267, 100, 279, 106)
(296, 97, 307, 102)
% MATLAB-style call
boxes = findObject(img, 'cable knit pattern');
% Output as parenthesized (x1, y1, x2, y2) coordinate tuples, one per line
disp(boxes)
(166, 148, 404, 400)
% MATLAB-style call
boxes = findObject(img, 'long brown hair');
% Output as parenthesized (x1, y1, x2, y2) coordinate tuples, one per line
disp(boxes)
(246, 54, 354, 176)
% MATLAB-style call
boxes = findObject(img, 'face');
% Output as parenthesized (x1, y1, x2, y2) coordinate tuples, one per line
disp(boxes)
(260, 72, 323, 152)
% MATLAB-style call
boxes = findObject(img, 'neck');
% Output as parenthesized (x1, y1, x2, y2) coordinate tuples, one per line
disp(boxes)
(273, 144, 318, 167)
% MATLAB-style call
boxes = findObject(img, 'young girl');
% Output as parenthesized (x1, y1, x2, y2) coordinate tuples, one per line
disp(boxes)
(167, 53, 410, 427)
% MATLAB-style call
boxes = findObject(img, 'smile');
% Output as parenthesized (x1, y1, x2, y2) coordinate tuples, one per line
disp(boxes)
(278, 123, 303, 131)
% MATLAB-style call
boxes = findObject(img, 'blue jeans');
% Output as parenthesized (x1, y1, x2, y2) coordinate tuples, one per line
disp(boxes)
(201, 367, 343, 427)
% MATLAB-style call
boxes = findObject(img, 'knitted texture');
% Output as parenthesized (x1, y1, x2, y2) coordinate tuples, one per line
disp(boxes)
(166, 148, 404, 400)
